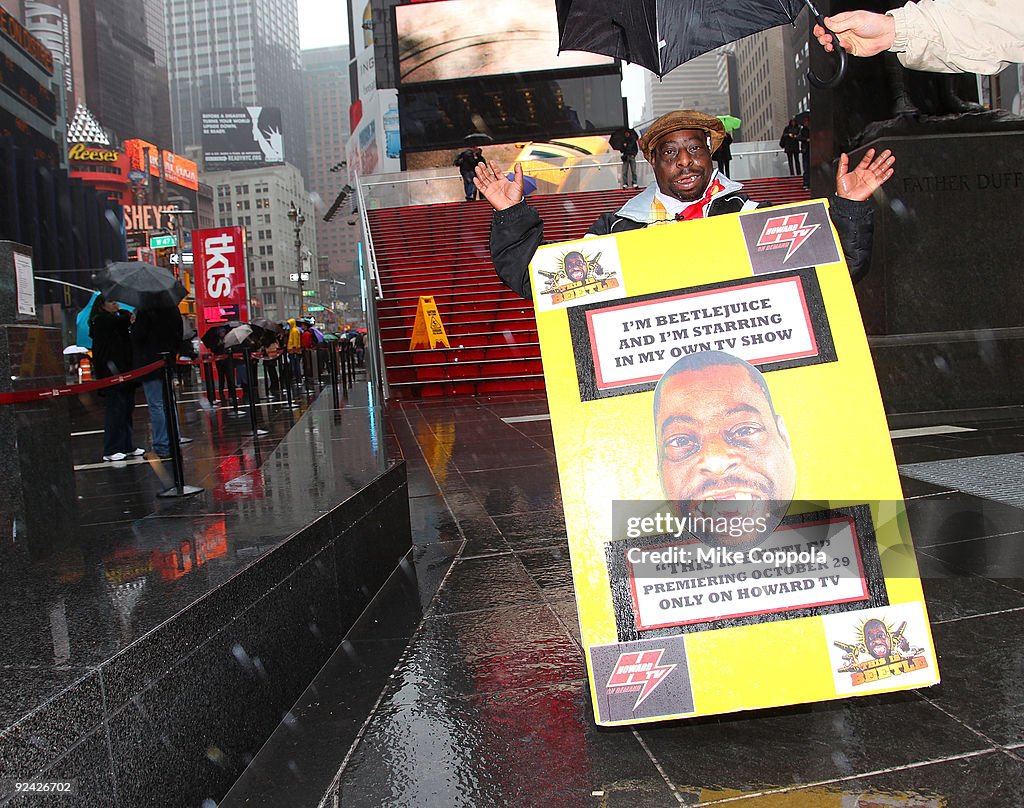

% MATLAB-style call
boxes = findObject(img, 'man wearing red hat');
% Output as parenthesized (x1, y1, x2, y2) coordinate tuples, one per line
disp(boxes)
(475, 109, 894, 299)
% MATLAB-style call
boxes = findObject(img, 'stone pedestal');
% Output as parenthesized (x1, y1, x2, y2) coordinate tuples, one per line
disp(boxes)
(809, 6, 1024, 418)
(847, 130, 1024, 415)
(0, 242, 76, 560)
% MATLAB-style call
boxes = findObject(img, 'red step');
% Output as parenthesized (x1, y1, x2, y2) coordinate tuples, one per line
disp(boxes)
(368, 178, 811, 399)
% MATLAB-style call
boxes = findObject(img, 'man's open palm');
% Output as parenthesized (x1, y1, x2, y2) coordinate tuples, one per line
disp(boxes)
(836, 148, 895, 201)
(475, 161, 524, 211)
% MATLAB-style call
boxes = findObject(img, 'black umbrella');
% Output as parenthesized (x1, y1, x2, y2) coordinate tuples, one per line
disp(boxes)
(555, 0, 846, 86)
(463, 133, 493, 145)
(93, 261, 187, 309)
(201, 324, 232, 353)
(609, 127, 629, 151)
(245, 320, 278, 349)
(250, 318, 281, 334)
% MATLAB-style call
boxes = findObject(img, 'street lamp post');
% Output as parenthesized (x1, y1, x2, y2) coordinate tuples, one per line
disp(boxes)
(287, 201, 307, 316)
(164, 208, 195, 279)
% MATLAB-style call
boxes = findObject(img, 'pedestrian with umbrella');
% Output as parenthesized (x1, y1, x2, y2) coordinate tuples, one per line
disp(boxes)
(476, 109, 895, 298)
(222, 324, 258, 404)
(94, 262, 192, 459)
(454, 142, 487, 201)
(88, 294, 143, 462)
(202, 324, 234, 403)
(713, 130, 733, 177)
(610, 127, 640, 188)
(250, 319, 283, 397)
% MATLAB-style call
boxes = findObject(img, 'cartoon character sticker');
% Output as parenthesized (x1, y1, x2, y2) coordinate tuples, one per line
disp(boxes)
(822, 602, 937, 696)
(532, 236, 625, 312)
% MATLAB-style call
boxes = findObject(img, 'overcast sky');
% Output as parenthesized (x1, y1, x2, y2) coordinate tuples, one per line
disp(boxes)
(297, 0, 349, 50)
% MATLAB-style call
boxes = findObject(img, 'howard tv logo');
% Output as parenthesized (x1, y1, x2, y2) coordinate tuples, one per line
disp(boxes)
(755, 213, 820, 262)
(605, 649, 676, 709)
(739, 202, 840, 275)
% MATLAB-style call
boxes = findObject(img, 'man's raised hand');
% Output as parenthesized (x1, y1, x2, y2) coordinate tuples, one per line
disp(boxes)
(475, 161, 524, 211)
(835, 148, 895, 201)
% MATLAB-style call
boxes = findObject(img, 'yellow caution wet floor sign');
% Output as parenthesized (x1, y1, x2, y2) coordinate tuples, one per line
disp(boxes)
(409, 295, 450, 350)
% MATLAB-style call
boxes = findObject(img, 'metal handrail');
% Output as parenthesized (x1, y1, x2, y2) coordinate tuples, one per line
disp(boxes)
(351, 170, 389, 399)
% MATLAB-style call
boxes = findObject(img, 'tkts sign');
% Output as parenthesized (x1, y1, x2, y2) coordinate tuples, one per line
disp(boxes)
(193, 226, 248, 345)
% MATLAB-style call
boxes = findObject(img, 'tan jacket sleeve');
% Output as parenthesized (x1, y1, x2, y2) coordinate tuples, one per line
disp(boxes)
(888, 0, 1024, 75)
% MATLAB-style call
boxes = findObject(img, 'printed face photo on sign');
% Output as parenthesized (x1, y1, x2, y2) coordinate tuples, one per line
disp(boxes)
(652, 351, 796, 547)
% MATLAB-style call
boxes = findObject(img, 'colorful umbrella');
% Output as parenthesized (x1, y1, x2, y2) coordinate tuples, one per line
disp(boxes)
(717, 115, 742, 133)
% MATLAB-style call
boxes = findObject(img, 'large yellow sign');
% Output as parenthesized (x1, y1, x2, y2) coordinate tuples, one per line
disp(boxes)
(531, 200, 938, 725)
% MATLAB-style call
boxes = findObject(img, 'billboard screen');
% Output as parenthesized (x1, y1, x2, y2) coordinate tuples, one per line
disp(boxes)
(346, 89, 401, 179)
(162, 150, 198, 190)
(193, 226, 249, 341)
(394, 0, 612, 85)
(201, 107, 285, 169)
(398, 70, 624, 152)
(124, 139, 161, 177)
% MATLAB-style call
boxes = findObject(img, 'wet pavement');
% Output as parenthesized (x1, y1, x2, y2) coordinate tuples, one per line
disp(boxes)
(224, 396, 1024, 807)
(0, 372, 392, 742)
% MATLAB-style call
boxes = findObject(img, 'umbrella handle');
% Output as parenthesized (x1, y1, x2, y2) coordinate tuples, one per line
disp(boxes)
(804, 4, 847, 88)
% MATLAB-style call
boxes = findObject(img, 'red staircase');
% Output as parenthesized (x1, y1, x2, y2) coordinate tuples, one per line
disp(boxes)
(369, 177, 810, 398)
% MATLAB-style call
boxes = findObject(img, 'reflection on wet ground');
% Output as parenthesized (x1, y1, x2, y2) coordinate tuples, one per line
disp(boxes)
(227, 395, 1024, 807)
(0, 378, 392, 734)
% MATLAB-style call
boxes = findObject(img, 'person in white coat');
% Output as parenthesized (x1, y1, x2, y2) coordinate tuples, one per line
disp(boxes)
(813, 0, 1023, 75)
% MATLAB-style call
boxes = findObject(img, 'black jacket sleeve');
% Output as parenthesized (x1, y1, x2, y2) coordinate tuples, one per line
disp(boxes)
(489, 201, 545, 299)
(828, 195, 874, 284)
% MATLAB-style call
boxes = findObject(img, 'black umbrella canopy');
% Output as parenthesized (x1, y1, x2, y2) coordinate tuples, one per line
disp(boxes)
(556, 0, 837, 82)
(250, 318, 281, 334)
(609, 127, 629, 151)
(201, 324, 232, 353)
(248, 319, 281, 348)
(93, 261, 187, 309)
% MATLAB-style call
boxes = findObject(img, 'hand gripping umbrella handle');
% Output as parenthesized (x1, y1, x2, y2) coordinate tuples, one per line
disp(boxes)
(802, 0, 847, 88)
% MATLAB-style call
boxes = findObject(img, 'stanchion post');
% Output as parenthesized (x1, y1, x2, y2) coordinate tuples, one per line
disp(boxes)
(202, 356, 215, 405)
(158, 352, 203, 498)
(242, 348, 260, 435)
(281, 352, 295, 410)
(343, 341, 352, 392)
(328, 341, 340, 408)
(228, 355, 239, 413)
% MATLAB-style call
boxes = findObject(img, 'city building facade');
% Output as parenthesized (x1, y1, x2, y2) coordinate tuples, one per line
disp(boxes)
(204, 162, 317, 322)
(649, 49, 733, 122)
(21, 0, 172, 148)
(302, 46, 359, 323)
(166, 0, 308, 180)
(733, 12, 810, 144)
